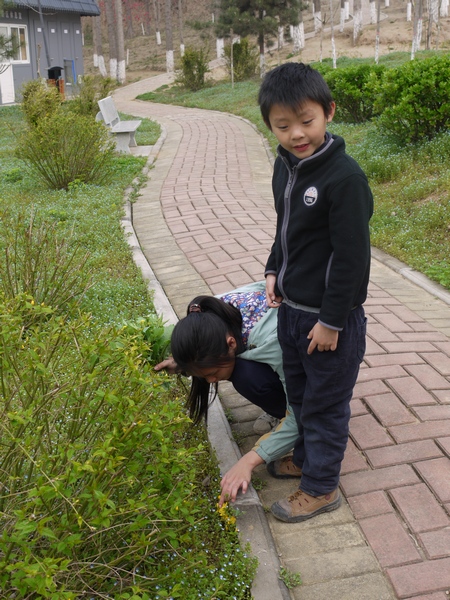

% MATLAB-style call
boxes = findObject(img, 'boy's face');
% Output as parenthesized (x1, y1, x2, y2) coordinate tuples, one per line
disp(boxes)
(267, 100, 335, 160)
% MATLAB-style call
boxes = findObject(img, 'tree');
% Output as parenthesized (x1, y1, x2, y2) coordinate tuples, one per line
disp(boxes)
(165, 0, 174, 72)
(115, 0, 126, 83)
(216, 0, 303, 76)
(105, 0, 118, 78)
(92, 15, 107, 76)
(353, 0, 363, 43)
(153, 0, 162, 45)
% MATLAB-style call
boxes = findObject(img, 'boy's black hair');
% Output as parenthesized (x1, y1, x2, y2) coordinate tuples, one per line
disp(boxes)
(258, 62, 334, 129)
(171, 295, 244, 424)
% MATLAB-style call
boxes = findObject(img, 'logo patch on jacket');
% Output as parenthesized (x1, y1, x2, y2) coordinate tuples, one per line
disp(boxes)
(304, 186, 318, 206)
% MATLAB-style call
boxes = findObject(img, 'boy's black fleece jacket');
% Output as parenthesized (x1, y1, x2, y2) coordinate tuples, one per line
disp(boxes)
(265, 134, 374, 330)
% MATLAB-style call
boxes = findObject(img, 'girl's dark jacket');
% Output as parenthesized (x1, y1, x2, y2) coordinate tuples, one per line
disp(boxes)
(265, 134, 374, 330)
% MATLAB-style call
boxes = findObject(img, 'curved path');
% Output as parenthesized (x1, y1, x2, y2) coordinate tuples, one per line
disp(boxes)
(114, 76, 450, 600)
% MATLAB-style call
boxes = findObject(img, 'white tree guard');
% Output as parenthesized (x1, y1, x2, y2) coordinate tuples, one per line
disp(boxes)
(166, 49, 174, 72)
(406, 1, 412, 20)
(98, 55, 107, 77)
(216, 37, 225, 58)
(314, 10, 323, 31)
(156, 30, 161, 45)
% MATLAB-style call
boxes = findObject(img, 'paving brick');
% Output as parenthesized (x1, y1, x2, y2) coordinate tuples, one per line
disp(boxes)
(404, 593, 449, 600)
(365, 336, 388, 355)
(342, 437, 370, 474)
(433, 341, 450, 357)
(353, 379, 391, 398)
(386, 557, 450, 598)
(351, 397, 369, 416)
(382, 342, 437, 353)
(389, 483, 450, 533)
(347, 491, 394, 519)
(418, 527, 450, 559)
(287, 546, 380, 585)
(404, 364, 450, 390)
(365, 392, 418, 426)
(357, 365, 408, 382)
(387, 377, 437, 406)
(366, 440, 443, 468)
(350, 414, 395, 449)
(397, 332, 450, 343)
(414, 458, 450, 503)
(359, 513, 422, 567)
(388, 304, 425, 322)
(364, 304, 391, 314)
(414, 405, 450, 421)
(391, 421, 450, 444)
(437, 437, 450, 456)
(340, 464, 419, 497)
(367, 323, 401, 343)
(434, 390, 450, 404)
(420, 352, 450, 376)
(364, 297, 402, 306)
(373, 313, 414, 332)
(365, 353, 425, 368)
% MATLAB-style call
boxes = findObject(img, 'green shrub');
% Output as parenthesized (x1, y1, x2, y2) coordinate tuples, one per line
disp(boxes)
(371, 55, 450, 143)
(324, 64, 386, 123)
(224, 38, 259, 82)
(15, 108, 116, 190)
(20, 79, 62, 128)
(0, 211, 91, 325)
(0, 294, 256, 598)
(68, 74, 117, 118)
(176, 46, 210, 91)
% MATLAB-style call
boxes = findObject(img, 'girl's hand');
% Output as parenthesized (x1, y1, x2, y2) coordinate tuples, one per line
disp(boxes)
(265, 274, 283, 308)
(307, 323, 339, 355)
(154, 357, 180, 374)
(219, 451, 264, 507)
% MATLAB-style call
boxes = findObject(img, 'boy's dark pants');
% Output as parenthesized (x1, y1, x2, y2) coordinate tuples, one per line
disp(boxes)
(229, 358, 287, 420)
(278, 303, 367, 496)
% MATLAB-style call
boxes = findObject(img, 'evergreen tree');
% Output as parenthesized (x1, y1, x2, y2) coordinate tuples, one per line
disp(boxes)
(216, 0, 304, 76)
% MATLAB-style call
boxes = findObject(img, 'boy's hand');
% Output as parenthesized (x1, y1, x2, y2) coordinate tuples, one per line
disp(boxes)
(154, 357, 179, 374)
(307, 323, 339, 355)
(219, 451, 264, 507)
(265, 274, 283, 308)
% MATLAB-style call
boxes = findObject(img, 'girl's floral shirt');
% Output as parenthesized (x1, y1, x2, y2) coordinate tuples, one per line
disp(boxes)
(220, 290, 268, 349)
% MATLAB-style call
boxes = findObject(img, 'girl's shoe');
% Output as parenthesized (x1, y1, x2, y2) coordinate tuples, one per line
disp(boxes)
(267, 455, 302, 479)
(253, 412, 280, 434)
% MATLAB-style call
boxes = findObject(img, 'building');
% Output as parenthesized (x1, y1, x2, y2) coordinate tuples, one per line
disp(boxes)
(0, 0, 100, 104)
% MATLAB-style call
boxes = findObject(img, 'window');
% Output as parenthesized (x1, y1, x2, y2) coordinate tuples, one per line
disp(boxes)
(0, 24, 29, 63)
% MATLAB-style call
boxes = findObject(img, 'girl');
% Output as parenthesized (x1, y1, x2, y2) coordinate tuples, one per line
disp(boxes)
(155, 281, 304, 506)
(155, 281, 286, 432)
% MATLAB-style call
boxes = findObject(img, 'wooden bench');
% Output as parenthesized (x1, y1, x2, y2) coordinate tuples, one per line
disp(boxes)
(96, 96, 142, 154)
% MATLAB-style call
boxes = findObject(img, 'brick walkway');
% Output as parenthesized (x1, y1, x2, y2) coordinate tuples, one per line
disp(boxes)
(114, 77, 450, 600)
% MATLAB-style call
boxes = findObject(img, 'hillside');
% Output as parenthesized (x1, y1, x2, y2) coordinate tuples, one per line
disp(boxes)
(82, 0, 450, 82)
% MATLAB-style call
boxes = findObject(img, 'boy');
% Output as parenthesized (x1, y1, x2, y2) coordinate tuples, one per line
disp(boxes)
(218, 62, 372, 520)
(261, 62, 373, 522)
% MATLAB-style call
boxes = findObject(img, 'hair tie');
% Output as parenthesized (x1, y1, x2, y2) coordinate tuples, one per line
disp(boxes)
(189, 303, 202, 313)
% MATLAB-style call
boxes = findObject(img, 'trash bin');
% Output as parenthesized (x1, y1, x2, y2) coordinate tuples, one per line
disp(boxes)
(47, 66, 64, 98)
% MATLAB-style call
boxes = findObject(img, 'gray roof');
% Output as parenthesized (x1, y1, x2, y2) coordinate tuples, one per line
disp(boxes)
(12, 0, 100, 16)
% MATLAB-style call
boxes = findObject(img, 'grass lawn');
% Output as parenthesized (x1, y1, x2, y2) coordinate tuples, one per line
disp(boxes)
(137, 58, 450, 291)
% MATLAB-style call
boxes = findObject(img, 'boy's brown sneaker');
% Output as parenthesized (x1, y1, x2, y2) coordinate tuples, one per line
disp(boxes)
(266, 455, 302, 479)
(271, 488, 341, 523)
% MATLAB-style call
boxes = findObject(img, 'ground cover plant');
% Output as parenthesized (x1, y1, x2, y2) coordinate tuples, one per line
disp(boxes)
(138, 51, 450, 291)
(0, 102, 256, 598)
